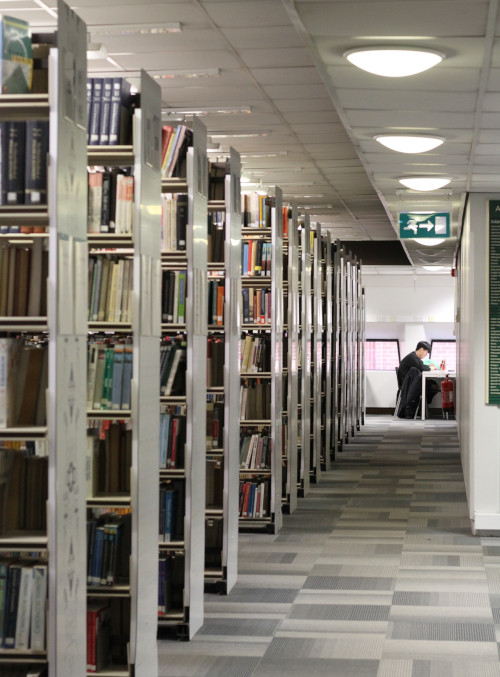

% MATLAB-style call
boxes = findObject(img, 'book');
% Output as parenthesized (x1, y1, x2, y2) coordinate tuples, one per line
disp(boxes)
(176, 193, 188, 251)
(109, 77, 132, 145)
(0, 15, 33, 93)
(0, 562, 7, 648)
(88, 77, 103, 146)
(3, 562, 21, 648)
(14, 565, 33, 649)
(98, 77, 113, 145)
(1, 120, 26, 204)
(24, 119, 49, 204)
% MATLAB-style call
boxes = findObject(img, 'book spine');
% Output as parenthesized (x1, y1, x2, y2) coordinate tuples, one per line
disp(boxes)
(89, 78, 103, 146)
(98, 78, 113, 145)
(24, 119, 48, 205)
(2, 121, 26, 205)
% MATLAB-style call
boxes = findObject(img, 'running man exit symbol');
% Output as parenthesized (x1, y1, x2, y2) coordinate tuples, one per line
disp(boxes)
(399, 212, 450, 239)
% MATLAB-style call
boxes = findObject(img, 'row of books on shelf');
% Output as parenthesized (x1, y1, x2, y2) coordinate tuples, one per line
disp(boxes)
(87, 168, 134, 235)
(87, 77, 133, 147)
(158, 552, 183, 616)
(161, 124, 192, 179)
(207, 336, 224, 388)
(87, 341, 132, 412)
(0, 447, 47, 534)
(207, 278, 224, 326)
(160, 193, 187, 253)
(207, 212, 225, 264)
(240, 333, 271, 373)
(0, 559, 47, 651)
(160, 338, 186, 397)
(159, 404, 186, 470)
(0, 337, 47, 428)
(242, 195, 289, 234)
(239, 430, 271, 470)
(241, 287, 272, 325)
(238, 478, 269, 519)
(0, 120, 48, 206)
(87, 511, 131, 588)
(206, 394, 224, 450)
(159, 480, 184, 543)
(161, 269, 186, 324)
(0, 239, 48, 318)
(88, 255, 133, 323)
(242, 239, 272, 277)
(87, 597, 130, 673)
(240, 380, 271, 421)
(86, 421, 132, 497)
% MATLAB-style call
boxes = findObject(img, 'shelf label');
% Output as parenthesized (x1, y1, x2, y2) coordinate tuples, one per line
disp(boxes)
(399, 212, 450, 239)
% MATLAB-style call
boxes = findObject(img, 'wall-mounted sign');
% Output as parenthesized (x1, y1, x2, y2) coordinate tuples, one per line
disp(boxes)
(399, 212, 450, 239)
(487, 200, 500, 404)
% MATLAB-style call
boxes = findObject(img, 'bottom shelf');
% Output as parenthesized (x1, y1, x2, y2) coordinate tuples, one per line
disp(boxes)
(88, 668, 129, 677)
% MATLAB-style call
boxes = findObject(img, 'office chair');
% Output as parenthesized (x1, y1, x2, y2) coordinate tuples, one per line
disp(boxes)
(393, 367, 402, 418)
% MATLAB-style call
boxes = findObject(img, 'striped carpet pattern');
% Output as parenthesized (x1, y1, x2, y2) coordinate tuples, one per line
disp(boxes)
(158, 415, 500, 677)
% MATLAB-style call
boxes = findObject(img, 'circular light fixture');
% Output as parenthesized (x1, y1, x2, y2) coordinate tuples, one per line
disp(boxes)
(398, 177, 451, 191)
(414, 238, 446, 246)
(344, 46, 444, 77)
(375, 134, 444, 153)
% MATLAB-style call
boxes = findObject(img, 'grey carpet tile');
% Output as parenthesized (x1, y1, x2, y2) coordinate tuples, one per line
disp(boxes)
(158, 416, 500, 677)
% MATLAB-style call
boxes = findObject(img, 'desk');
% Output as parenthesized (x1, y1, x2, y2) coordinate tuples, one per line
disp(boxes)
(421, 370, 456, 420)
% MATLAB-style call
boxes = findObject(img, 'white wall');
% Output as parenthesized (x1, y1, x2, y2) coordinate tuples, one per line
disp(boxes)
(363, 272, 455, 408)
(458, 194, 500, 532)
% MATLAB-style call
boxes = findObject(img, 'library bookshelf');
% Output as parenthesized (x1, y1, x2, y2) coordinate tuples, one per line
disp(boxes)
(86, 71, 161, 676)
(281, 204, 299, 515)
(158, 116, 207, 639)
(205, 149, 241, 594)
(0, 2, 88, 675)
(239, 187, 284, 534)
(297, 214, 312, 498)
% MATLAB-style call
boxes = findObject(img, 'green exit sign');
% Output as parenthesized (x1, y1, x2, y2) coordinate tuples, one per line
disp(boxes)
(399, 212, 450, 239)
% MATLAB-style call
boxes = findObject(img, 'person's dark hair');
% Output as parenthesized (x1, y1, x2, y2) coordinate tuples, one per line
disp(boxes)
(416, 341, 431, 352)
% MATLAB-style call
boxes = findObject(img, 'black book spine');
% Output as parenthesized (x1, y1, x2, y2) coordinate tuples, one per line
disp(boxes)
(176, 194, 188, 251)
(89, 78, 103, 146)
(1, 121, 26, 205)
(25, 119, 49, 205)
(99, 78, 113, 145)
(100, 171, 111, 232)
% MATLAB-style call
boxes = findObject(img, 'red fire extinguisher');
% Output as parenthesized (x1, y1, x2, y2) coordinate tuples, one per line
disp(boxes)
(441, 375, 454, 417)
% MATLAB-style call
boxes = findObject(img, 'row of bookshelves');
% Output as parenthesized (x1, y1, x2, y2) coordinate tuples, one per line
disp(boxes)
(0, 15, 367, 672)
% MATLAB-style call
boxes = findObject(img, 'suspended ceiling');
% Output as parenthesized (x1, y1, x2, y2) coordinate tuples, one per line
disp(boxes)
(12, 0, 500, 271)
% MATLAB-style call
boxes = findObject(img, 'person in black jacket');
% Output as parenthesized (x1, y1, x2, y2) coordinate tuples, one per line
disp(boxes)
(398, 341, 440, 418)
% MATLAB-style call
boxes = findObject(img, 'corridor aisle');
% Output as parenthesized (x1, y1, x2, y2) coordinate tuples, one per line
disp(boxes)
(158, 415, 500, 677)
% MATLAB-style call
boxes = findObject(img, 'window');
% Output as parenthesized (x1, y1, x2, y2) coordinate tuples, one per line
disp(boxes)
(365, 339, 400, 370)
(430, 340, 456, 371)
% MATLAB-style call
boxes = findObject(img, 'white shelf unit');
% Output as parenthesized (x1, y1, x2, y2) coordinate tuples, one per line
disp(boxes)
(0, 4, 87, 676)
(282, 204, 299, 514)
(298, 214, 312, 498)
(358, 285, 366, 428)
(87, 71, 161, 676)
(158, 116, 207, 639)
(323, 232, 334, 469)
(205, 148, 241, 593)
(310, 224, 323, 483)
(239, 187, 284, 533)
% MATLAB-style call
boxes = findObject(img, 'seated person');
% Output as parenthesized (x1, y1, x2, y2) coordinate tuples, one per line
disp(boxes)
(398, 341, 440, 418)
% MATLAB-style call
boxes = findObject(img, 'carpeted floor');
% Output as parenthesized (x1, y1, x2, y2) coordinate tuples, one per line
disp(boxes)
(158, 414, 500, 677)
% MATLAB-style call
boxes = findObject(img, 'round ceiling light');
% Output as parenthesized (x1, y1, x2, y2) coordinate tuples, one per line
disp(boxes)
(375, 134, 444, 153)
(344, 47, 444, 77)
(398, 177, 451, 191)
(414, 238, 446, 246)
